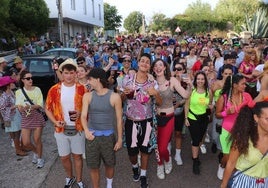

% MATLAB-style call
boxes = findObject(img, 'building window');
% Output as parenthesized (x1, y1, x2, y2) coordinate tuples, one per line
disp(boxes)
(98, 4, 101, 20)
(71, 0, 75, 10)
(84, 0, 87, 14)
(92, 0, 95, 18)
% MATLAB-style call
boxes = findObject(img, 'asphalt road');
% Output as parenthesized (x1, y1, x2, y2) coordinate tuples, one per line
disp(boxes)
(41, 125, 222, 188)
(0, 120, 221, 188)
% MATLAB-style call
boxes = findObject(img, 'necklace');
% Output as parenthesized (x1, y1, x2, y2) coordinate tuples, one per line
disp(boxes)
(230, 93, 242, 112)
(157, 78, 166, 85)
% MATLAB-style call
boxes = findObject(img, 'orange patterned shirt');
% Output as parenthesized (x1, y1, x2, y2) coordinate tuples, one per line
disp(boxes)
(46, 82, 86, 133)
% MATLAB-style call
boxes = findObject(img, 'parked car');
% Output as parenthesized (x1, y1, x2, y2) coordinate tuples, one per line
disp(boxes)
(21, 55, 66, 98)
(42, 48, 77, 59)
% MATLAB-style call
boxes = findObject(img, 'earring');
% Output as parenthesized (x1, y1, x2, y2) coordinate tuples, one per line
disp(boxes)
(254, 121, 258, 127)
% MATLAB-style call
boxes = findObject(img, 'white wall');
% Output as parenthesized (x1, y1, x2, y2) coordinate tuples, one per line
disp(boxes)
(44, 0, 104, 27)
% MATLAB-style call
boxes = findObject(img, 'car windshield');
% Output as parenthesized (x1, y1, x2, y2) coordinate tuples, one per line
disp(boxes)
(26, 59, 51, 72)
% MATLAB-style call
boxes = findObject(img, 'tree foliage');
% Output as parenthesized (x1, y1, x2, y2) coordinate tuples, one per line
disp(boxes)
(123, 11, 144, 33)
(104, 3, 122, 30)
(9, 0, 50, 37)
(184, 0, 213, 21)
(0, 0, 13, 37)
(214, 0, 259, 31)
(149, 13, 169, 33)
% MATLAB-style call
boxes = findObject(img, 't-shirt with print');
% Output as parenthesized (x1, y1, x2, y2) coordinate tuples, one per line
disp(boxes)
(122, 74, 157, 121)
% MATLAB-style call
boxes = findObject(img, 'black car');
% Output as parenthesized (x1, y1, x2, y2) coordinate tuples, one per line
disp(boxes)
(21, 55, 64, 98)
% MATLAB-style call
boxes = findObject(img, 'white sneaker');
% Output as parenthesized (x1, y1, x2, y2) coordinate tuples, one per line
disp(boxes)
(32, 153, 38, 164)
(37, 158, 45, 168)
(164, 157, 172, 174)
(200, 144, 207, 154)
(217, 164, 225, 180)
(174, 153, 183, 165)
(205, 133, 210, 143)
(157, 165, 165, 179)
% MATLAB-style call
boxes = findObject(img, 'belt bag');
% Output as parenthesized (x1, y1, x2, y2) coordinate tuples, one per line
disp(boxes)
(156, 114, 174, 127)
(64, 126, 77, 136)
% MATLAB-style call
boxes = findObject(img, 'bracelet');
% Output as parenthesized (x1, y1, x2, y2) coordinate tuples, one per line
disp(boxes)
(221, 111, 227, 117)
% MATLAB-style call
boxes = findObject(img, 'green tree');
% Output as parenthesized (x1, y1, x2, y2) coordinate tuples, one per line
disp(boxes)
(124, 11, 144, 33)
(9, 0, 50, 37)
(214, 0, 259, 31)
(0, 0, 11, 37)
(104, 3, 122, 30)
(149, 13, 169, 33)
(184, 0, 213, 21)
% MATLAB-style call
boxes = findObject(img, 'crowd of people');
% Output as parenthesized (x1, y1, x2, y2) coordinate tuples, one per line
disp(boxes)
(0, 34, 268, 188)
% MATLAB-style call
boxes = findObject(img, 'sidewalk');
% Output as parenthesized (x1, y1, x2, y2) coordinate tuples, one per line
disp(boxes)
(0, 122, 58, 188)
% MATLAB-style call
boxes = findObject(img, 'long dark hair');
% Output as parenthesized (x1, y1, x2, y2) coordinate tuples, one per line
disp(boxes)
(193, 71, 209, 97)
(230, 101, 268, 154)
(19, 70, 31, 88)
(221, 74, 244, 106)
(151, 58, 171, 80)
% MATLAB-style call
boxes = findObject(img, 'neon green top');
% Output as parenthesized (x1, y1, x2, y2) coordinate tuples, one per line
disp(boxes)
(236, 140, 268, 178)
(188, 89, 209, 120)
(214, 89, 221, 102)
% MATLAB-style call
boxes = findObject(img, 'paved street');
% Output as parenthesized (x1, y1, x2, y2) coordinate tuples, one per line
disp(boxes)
(0, 121, 221, 188)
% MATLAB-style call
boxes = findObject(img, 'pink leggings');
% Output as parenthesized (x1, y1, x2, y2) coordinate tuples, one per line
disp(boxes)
(157, 116, 174, 165)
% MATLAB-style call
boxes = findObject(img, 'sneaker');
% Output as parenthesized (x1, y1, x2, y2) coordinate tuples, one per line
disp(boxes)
(217, 164, 225, 180)
(164, 157, 172, 174)
(32, 153, 38, 164)
(156, 165, 165, 179)
(77, 181, 85, 188)
(132, 167, 140, 182)
(200, 144, 207, 154)
(64, 177, 76, 188)
(140, 176, 148, 188)
(37, 158, 45, 168)
(205, 133, 210, 143)
(174, 153, 183, 165)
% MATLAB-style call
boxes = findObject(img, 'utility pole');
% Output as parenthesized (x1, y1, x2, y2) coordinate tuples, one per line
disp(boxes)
(56, 0, 64, 46)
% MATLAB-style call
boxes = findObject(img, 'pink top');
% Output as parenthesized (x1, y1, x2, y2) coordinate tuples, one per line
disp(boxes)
(222, 92, 253, 132)
(238, 61, 256, 83)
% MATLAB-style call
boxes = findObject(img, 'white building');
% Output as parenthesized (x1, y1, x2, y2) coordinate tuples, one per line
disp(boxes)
(44, 0, 104, 45)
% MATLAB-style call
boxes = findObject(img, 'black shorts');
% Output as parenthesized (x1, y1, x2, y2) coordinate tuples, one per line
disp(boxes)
(125, 118, 152, 156)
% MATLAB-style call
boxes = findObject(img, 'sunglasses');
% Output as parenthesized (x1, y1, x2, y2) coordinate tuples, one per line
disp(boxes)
(77, 61, 85, 65)
(173, 67, 183, 71)
(123, 59, 131, 62)
(23, 77, 32, 80)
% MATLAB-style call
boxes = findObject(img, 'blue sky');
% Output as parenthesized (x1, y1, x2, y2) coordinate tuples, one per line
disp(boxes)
(104, 0, 219, 21)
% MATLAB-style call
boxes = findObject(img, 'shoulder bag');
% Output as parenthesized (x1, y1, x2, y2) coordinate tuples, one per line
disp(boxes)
(227, 149, 268, 188)
(21, 88, 48, 121)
